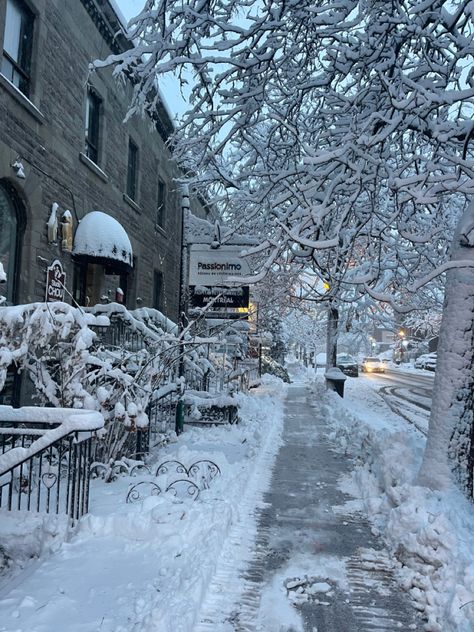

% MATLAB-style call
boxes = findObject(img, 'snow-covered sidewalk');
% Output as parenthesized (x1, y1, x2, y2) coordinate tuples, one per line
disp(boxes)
(209, 374, 422, 631)
(324, 373, 474, 632)
(0, 376, 287, 632)
(1, 368, 473, 632)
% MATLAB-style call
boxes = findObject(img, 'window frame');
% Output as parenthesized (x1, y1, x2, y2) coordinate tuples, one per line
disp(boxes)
(1, 0, 35, 97)
(156, 178, 166, 229)
(153, 270, 163, 312)
(0, 180, 26, 305)
(85, 86, 102, 165)
(126, 138, 139, 201)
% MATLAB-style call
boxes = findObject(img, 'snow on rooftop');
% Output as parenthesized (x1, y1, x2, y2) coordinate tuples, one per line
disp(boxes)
(73, 211, 133, 267)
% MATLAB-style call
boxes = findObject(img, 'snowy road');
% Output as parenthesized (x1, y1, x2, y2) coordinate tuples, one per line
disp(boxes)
(358, 368, 434, 434)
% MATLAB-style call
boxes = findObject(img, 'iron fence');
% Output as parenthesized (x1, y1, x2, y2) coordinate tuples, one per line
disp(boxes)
(91, 317, 147, 352)
(0, 408, 103, 521)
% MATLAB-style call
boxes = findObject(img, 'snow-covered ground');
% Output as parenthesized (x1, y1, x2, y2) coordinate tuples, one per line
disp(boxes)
(1, 367, 473, 632)
(321, 373, 474, 632)
(0, 376, 287, 632)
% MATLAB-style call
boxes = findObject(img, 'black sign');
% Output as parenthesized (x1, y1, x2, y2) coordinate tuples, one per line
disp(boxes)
(190, 285, 249, 310)
(45, 259, 66, 302)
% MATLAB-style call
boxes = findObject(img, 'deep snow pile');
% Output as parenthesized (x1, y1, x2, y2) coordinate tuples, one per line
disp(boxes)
(313, 376, 474, 632)
(0, 375, 286, 632)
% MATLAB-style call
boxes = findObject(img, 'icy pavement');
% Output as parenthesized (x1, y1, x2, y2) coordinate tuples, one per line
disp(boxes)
(1, 369, 473, 631)
(198, 381, 422, 631)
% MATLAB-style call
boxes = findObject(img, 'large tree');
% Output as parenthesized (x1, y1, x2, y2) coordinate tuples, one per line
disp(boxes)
(97, 0, 474, 493)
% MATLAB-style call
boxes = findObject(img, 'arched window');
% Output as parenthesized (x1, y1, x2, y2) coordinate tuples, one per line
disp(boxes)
(0, 182, 23, 304)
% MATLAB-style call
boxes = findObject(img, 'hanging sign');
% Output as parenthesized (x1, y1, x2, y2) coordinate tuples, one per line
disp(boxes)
(45, 259, 66, 302)
(188, 245, 251, 286)
(190, 285, 249, 310)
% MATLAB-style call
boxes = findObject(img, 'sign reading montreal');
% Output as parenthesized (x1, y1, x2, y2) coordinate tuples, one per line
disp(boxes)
(188, 245, 251, 318)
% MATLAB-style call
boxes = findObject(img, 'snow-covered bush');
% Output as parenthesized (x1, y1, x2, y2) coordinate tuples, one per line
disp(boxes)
(261, 355, 290, 383)
(0, 302, 218, 467)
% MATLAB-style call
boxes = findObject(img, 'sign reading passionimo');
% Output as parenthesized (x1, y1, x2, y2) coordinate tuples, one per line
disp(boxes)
(189, 245, 250, 285)
(197, 261, 242, 271)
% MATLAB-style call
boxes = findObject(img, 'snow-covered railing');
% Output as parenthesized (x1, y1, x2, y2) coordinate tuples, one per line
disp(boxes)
(0, 406, 104, 521)
(231, 359, 259, 389)
(0, 301, 251, 469)
(87, 303, 178, 352)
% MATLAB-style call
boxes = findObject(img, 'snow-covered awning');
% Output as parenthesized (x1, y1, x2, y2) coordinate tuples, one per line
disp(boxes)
(73, 211, 133, 272)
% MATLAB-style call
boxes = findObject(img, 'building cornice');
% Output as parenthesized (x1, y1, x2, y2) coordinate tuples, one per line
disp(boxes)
(80, 0, 175, 142)
(80, 0, 131, 56)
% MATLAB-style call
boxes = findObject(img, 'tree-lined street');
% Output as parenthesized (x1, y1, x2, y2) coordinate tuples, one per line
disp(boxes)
(1, 0, 474, 629)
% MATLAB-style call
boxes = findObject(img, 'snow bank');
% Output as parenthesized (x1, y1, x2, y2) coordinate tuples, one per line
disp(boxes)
(0, 512, 70, 563)
(314, 378, 474, 632)
(0, 375, 287, 632)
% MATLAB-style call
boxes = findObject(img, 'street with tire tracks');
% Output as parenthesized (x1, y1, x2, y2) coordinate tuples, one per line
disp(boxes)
(359, 368, 434, 435)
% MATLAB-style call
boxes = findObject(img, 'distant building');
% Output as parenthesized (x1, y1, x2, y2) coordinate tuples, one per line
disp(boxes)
(373, 327, 395, 352)
(0, 0, 210, 319)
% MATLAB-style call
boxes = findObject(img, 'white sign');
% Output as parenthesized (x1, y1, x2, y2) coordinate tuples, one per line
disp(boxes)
(189, 245, 251, 286)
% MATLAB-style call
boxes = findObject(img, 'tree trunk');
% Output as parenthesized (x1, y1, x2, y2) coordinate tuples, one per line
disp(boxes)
(418, 204, 474, 495)
(326, 302, 339, 369)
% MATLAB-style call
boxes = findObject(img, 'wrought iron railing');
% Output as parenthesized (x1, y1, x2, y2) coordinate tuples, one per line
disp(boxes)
(91, 316, 147, 352)
(0, 406, 104, 521)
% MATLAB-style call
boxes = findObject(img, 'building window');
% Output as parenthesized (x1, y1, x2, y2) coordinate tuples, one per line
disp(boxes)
(156, 179, 166, 228)
(153, 270, 163, 312)
(126, 139, 139, 201)
(0, 181, 24, 304)
(1, 0, 34, 97)
(85, 87, 101, 164)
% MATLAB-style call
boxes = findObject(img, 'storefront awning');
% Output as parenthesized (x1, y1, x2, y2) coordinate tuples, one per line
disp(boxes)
(73, 211, 133, 272)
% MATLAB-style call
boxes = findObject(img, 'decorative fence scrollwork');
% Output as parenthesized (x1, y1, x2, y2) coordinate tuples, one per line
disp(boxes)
(125, 459, 221, 504)
(155, 459, 221, 487)
(165, 479, 200, 501)
(126, 481, 162, 504)
(155, 460, 188, 477)
(188, 460, 221, 489)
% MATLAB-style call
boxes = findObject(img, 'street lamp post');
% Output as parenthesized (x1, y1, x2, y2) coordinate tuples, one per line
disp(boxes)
(398, 329, 406, 363)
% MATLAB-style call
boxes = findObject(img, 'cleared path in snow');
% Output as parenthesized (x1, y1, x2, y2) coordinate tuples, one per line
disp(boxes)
(199, 382, 423, 631)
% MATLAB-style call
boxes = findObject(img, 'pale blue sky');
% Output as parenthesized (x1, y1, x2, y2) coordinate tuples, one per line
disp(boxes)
(115, 0, 143, 22)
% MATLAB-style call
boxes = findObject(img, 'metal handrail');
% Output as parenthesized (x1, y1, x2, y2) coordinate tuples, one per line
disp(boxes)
(0, 407, 104, 521)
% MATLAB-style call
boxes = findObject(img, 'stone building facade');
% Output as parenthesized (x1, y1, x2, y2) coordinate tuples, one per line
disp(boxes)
(0, 0, 210, 319)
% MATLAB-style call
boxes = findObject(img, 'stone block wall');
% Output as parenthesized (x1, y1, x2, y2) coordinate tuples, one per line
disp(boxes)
(0, 0, 201, 321)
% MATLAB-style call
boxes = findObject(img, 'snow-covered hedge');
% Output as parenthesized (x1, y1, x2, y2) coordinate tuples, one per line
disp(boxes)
(0, 302, 219, 465)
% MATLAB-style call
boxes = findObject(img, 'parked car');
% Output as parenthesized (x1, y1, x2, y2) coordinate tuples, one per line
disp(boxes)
(361, 357, 385, 373)
(414, 352, 437, 371)
(337, 353, 359, 377)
